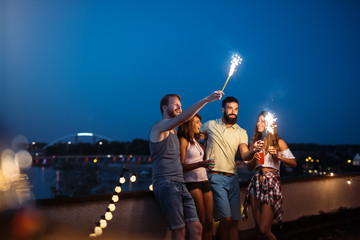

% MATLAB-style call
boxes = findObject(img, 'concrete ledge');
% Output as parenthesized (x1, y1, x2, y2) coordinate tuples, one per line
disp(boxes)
(34, 173, 360, 239)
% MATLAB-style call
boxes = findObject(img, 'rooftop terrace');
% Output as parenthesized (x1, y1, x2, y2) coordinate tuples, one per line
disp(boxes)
(1, 173, 359, 240)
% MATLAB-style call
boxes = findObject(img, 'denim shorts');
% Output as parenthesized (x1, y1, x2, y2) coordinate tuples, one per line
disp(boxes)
(153, 180, 199, 230)
(208, 173, 241, 221)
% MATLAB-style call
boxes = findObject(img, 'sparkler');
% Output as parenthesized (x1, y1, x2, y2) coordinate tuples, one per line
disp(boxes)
(221, 54, 243, 91)
(261, 112, 277, 141)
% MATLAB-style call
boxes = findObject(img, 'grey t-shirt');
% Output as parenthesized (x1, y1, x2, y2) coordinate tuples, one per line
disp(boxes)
(149, 131, 184, 183)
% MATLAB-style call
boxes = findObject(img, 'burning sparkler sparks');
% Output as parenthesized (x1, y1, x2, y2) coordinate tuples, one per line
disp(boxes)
(261, 112, 277, 141)
(221, 54, 243, 91)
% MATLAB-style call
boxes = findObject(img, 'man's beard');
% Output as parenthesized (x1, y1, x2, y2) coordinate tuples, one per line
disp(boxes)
(223, 113, 237, 125)
(167, 109, 180, 118)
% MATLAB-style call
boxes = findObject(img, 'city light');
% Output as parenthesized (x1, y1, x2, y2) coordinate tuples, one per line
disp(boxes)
(77, 133, 94, 137)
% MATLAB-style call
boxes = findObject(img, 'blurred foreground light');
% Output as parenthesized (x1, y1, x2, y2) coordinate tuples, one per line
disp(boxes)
(330, 172, 334, 177)
(119, 176, 126, 184)
(130, 174, 137, 183)
(11, 135, 28, 151)
(347, 159, 351, 164)
(100, 216, 107, 228)
(108, 203, 116, 212)
(347, 179, 352, 185)
(112, 194, 119, 203)
(105, 210, 113, 221)
(11, 209, 46, 239)
(149, 184, 153, 191)
(1, 149, 20, 179)
(15, 150, 33, 169)
(89, 233, 97, 237)
(115, 185, 122, 193)
(94, 223, 103, 236)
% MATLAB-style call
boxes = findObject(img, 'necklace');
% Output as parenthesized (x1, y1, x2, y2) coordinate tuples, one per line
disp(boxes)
(194, 141, 203, 156)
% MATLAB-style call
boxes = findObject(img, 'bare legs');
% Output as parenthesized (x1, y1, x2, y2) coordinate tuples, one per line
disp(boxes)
(250, 196, 277, 240)
(215, 217, 238, 240)
(172, 221, 202, 240)
(190, 189, 213, 240)
(172, 227, 185, 240)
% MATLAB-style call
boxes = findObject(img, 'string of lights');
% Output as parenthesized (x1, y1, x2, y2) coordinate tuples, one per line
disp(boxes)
(88, 166, 138, 238)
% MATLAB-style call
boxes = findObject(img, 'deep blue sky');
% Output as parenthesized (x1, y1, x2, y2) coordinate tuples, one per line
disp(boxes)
(1, 0, 360, 145)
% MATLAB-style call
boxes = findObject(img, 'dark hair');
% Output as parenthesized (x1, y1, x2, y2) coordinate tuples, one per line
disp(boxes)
(222, 96, 238, 108)
(178, 113, 201, 144)
(250, 111, 280, 155)
(160, 94, 181, 114)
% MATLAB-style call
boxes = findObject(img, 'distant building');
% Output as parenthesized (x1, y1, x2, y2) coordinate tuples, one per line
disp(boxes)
(353, 153, 360, 166)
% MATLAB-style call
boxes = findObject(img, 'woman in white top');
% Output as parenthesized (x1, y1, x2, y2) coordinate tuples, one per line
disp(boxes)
(178, 113, 215, 240)
(242, 111, 297, 240)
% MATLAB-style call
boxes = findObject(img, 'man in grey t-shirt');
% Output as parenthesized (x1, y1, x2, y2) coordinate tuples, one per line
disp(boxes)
(149, 91, 223, 240)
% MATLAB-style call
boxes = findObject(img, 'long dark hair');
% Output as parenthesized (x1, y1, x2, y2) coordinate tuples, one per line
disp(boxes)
(178, 114, 201, 145)
(250, 111, 280, 155)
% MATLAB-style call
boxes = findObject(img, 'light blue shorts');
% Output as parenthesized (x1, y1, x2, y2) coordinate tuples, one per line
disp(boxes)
(153, 180, 199, 230)
(208, 173, 241, 221)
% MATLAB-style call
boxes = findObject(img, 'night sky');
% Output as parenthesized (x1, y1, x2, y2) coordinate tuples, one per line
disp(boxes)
(1, 0, 360, 145)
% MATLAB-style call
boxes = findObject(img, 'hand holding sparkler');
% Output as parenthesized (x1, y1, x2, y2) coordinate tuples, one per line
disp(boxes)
(221, 54, 243, 92)
(205, 90, 224, 102)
